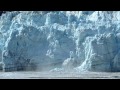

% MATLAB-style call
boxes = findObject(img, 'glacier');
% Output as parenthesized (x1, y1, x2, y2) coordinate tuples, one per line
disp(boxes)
(0, 11, 120, 72)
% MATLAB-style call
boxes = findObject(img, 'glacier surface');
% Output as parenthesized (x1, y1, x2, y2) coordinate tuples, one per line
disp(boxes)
(0, 11, 120, 72)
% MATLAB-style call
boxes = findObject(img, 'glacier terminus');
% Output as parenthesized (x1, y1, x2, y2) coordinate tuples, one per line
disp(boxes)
(0, 11, 120, 72)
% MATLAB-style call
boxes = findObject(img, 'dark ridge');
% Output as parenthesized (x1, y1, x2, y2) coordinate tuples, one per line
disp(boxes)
(0, 11, 5, 16)
(0, 11, 12, 16)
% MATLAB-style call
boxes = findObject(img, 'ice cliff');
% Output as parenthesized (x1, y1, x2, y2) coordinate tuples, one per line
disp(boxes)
(0, 11, 120, 72)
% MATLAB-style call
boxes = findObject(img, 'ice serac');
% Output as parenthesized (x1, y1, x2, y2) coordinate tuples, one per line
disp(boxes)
(1, 11, 120, 72)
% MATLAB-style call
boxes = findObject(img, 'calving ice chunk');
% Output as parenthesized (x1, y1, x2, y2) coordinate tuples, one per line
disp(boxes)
(0, 11, 120, 72)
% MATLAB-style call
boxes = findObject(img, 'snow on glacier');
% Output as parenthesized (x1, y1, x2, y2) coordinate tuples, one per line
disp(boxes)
(0, 11, 120, 72)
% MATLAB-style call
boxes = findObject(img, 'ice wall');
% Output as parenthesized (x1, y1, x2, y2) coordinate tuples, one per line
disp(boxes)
(1, 11, 120, 72)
